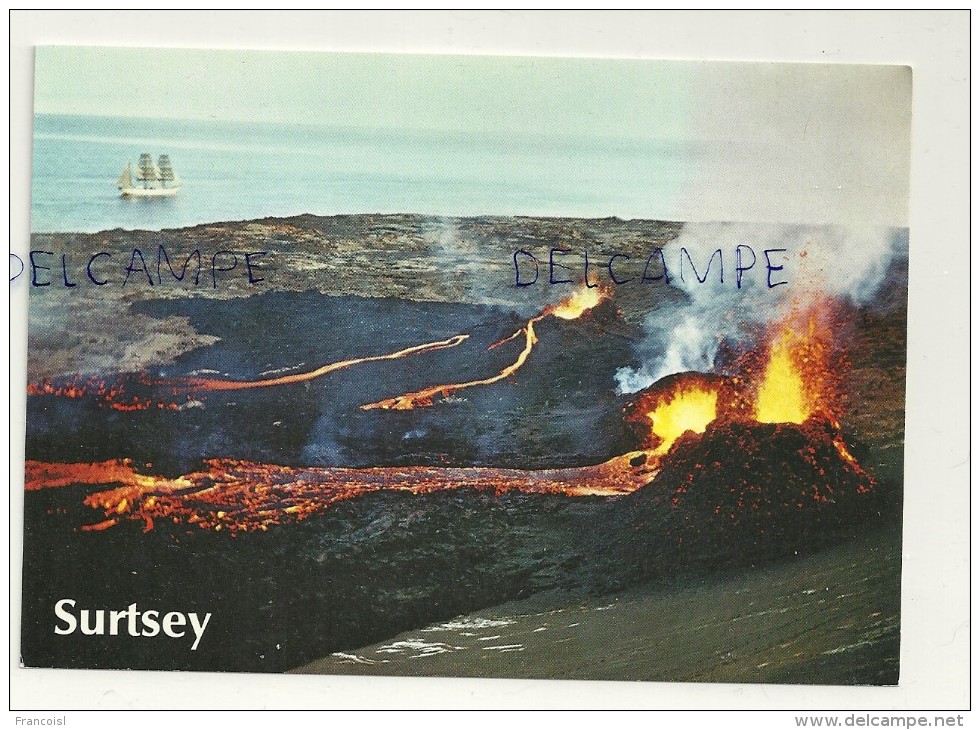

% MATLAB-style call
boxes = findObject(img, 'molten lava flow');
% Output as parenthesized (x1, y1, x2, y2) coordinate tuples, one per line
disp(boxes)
(362, 321, 539, 410)
(26, 451, 651, 535)
(27, 335, 471, 410)
(26, 376, 182, 411)
(362, 286, 607, 410)
(173, 334, 470, 392)
(30, 287, 605, 412)
(27, 378, 112, 400)
(647, 386, 718, 455)
(25, 459, 189, 492)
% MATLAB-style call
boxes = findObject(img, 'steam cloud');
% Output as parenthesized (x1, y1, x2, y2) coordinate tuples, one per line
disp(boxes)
(426, 218, 490, 302)
(614, 222, 903, 394)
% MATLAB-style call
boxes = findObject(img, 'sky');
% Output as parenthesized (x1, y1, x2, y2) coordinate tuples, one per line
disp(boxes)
(33, 46, 913, 225)
(34, 47, 696, 139)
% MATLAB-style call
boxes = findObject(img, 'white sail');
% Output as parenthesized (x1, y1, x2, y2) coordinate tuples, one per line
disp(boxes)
(117, 163, 133, 190)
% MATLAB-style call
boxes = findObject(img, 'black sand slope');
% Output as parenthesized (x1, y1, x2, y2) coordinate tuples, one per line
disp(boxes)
(295, 525, 901, 685)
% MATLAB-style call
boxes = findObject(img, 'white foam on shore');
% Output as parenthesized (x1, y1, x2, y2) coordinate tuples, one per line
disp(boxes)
(422, 617, 515, 632)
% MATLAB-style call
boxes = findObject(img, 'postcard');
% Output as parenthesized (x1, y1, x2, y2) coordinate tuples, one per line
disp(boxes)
(18, 46, 911, 684)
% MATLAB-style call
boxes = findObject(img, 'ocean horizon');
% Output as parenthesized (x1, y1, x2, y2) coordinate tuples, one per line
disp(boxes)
(31, 113, 695, 234)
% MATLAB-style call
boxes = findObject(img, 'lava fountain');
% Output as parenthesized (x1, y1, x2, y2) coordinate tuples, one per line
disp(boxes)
(547, 286, 605, 320)
(647, 386, 719, 455)
(624, 372, 732, 457)
(754, 310, 835, 424)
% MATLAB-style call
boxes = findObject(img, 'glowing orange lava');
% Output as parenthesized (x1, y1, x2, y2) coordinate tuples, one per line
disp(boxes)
(174, 334, 470, 392)
(623, 372, 729, 456)
(27, 334, 472, 411)
(25, 459, 188, 492)
(647, 386, 718, 455)
(27, 379, 114, 400)
(754, 315, 832, 424)
(26, 452, 650, 535)
(26, 290, 872, 536)
(548, 286, 604, 320)
(28, 287, 606, 412)
(755, 330, 809, 423)
(26, 376, 182, 411)
(362, 321, 539, 410)
(362, 286, 607, 410)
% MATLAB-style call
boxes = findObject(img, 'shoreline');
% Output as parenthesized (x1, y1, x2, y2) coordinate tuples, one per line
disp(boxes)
(28, 211, 692, 238)
(292, 523, 902, 684)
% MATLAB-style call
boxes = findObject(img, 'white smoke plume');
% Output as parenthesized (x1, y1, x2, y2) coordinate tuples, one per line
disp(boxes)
(614, 222, 902, 394)
(425, 218, 512, 304)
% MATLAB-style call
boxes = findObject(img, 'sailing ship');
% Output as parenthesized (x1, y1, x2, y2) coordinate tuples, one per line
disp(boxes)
(118, 153, 181, 197)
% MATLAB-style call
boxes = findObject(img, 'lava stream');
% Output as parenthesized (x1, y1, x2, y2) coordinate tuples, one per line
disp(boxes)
(27, 333, 472, 409)
(26, 452, 652, 535)
(362, 286, 607, 411)
(171, 334, 470, 392)
(362, 319, 540, 410)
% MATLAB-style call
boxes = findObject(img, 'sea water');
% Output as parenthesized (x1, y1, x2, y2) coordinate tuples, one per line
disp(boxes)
(30, 114, 692, 234)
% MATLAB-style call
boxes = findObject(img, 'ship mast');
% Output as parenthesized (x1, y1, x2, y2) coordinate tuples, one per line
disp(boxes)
(157, 154, 175, 189)
(135, 153, 159, 189)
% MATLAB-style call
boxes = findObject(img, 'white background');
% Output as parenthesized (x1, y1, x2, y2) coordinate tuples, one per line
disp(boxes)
(6, 9, 970, 713)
